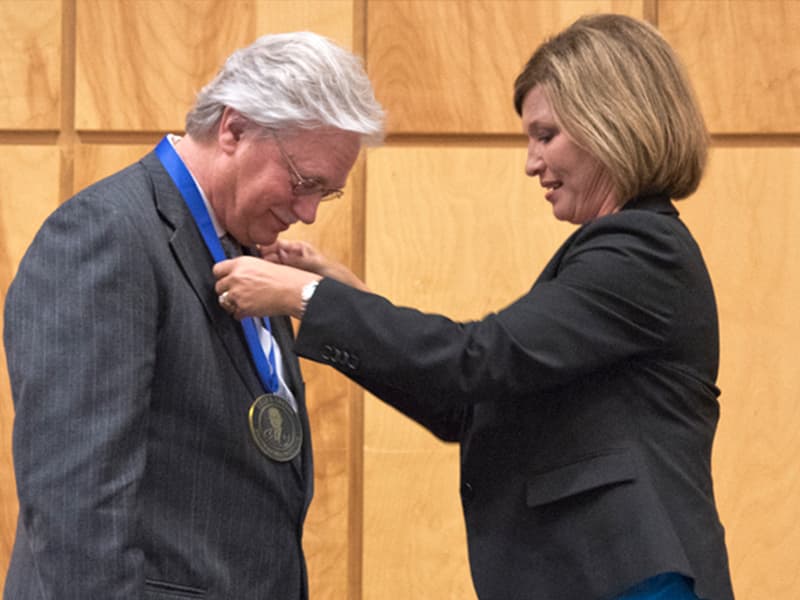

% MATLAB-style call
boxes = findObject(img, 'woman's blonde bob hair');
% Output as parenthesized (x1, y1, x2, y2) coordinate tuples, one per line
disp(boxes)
(514, 14, 708, 201)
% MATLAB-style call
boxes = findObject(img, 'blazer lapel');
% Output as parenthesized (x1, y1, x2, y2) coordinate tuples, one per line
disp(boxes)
(271, 316, 313, 491)
(142, 151, 312, 491)
(141, 151, 264, 400)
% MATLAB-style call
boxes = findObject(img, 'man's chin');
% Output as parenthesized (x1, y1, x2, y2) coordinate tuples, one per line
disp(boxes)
(253, 234, 279, 248)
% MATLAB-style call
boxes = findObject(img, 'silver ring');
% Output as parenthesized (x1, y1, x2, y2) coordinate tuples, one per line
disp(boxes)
(218, 291, 236, 312)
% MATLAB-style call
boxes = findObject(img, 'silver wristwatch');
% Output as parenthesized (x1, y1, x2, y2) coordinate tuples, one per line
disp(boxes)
(300, 280, 320, 317)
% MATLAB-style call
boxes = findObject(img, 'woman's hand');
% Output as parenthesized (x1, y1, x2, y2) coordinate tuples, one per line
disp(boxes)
(213, 256, 321, 319)
(257, 239, 368, 292)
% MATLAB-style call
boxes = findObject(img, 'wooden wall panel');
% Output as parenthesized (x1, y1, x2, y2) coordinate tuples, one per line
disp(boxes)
(365, 146, 571, 314)
(75, 0, 355, 132)
(660, 0, 800, 134)
(367, 0, 643, 134)
(253, 0, 353, 46)
(4, 0, 800, 597)
(0, 0, 61, 130)
(362, 447, 472, 599)
(0, 146, 61, 591)
(285, 162, 363, 600)
(73, 143, 156, 192)
(680, 146, 800, 598)
(363, 145, 572, 599)
(75, 0, 252, 131)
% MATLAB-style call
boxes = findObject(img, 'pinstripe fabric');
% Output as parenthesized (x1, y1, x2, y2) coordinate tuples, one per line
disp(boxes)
(3, 151, 313, 599)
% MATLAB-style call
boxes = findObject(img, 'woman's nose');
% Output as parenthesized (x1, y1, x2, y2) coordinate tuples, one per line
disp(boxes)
(526, 147, 544, 177)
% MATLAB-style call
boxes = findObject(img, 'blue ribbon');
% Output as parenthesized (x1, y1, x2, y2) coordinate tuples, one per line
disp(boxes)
(155, 135, 279, 393)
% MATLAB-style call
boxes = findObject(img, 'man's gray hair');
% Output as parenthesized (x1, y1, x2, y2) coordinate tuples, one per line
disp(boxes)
(185, 32, 384, 145)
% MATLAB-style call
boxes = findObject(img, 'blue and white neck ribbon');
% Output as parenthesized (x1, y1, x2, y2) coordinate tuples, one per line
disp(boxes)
(155, 135, 280, 394)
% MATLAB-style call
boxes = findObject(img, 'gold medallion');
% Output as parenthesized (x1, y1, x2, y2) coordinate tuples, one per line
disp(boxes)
(248, 394, 302, 462)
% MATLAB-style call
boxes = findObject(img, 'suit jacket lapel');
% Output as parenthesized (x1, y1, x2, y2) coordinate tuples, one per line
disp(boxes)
(141, 151, 264, 400)
(271, 316, 314, 490)
(142, 151, 312, 491)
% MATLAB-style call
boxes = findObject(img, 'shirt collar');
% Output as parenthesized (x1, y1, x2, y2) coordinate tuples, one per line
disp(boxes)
(167, 134, 226, 238)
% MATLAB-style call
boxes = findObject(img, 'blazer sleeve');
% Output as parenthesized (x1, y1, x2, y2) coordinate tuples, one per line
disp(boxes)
(294, 212, 689, 417)
(4, 190, 159, 597)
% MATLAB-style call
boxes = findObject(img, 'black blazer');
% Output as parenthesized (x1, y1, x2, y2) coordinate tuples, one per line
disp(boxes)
(4, 152, 314, 599)
(295, 195, 734, 600)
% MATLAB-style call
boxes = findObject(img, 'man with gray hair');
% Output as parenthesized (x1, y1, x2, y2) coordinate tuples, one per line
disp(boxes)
(3, 32, 384, 599)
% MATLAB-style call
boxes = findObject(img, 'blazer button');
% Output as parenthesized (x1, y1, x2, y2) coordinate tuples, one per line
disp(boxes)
(322, 344, 334, 361)
(346, 354, 359, 370)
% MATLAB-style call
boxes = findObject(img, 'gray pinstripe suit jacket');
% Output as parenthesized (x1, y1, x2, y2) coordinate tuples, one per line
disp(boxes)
(3, 151, 313, 599)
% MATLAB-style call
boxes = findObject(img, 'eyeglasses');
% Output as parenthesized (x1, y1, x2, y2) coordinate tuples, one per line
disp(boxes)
(270, 132, 344, 201)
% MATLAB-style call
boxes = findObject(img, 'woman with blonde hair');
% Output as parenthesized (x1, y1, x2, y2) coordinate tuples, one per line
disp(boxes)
(215, 14, 734, 600)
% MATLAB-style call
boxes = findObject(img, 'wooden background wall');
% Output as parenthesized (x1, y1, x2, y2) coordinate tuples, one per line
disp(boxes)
(1, 0, 798, 598)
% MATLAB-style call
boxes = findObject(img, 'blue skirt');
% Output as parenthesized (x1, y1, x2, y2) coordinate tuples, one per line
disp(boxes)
(614, 572, 699, 599)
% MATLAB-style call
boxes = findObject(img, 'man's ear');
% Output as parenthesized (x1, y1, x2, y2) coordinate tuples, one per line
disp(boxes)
(219, 107, 247, 152)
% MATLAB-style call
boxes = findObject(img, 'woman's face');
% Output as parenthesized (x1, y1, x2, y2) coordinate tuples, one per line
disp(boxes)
(520, 86, 620, 224)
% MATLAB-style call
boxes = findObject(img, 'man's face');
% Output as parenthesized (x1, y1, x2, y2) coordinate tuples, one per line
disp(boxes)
(210, 124, 361, 247)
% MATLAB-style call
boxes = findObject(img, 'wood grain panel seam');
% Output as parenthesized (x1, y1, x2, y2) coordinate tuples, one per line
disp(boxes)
(384, 133, 527, 146)
(350, 2, 367, 599)
(0, 132, 59, 145)
(645, 0, 658, 27)
(380, 133, 800, 148)
(710, 134, 800, 147)
(58, 0, 76, 202)
(76, 131, 170, 145)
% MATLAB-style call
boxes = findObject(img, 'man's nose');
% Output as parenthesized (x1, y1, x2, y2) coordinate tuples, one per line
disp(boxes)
(292, 194, 322, 224)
